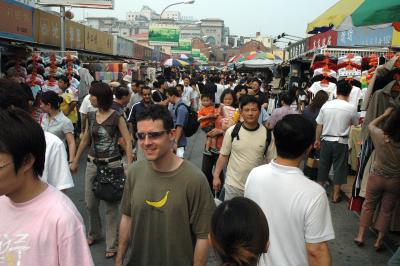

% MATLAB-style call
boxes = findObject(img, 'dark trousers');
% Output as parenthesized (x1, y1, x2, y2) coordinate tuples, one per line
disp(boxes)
(318, 140, 348, 185)
(359, 172, 400, 233)
(201, 153, 224, 197)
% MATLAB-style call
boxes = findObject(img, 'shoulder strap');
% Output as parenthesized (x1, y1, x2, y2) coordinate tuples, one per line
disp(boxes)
(175, 102, 188, 117)
(230, 122, 242, 142)
(88, 112, 98, 157)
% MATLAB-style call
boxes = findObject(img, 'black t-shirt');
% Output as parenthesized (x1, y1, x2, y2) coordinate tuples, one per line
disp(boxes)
(152, 90, 167, 103)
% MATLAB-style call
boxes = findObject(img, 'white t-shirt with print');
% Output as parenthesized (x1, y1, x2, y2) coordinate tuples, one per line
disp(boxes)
(348, 86, 362, 109)
(308, 81, 337, 101)
(245, 161, 335, 266)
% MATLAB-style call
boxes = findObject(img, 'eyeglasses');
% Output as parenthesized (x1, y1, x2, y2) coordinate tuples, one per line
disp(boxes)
(136, 131, 169, 140)
(0, 161, 13, 170)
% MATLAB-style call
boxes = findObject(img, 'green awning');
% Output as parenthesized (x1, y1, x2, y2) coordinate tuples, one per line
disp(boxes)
(352, 0, 400, 27)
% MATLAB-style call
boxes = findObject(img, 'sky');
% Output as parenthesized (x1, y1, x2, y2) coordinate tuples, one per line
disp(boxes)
(71, 0, 339, 38)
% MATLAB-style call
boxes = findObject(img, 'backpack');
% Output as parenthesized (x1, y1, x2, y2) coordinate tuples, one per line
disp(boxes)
(230, 122, 272, 157)
(175, 103, 200, 137)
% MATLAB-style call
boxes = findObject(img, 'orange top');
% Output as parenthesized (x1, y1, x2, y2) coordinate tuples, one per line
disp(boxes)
(198, 106, 217, 128)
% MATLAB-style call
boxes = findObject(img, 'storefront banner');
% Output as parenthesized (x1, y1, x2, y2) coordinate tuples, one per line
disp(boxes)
(144, 46, 152, 61)
(84, 26, 113, 54)
(308, 30, 338, 50)
(171, 39, 192, 53)
(392, 28, 400, 47)
(337, 26, 393, 47)
(133, 43, 145, 60)
(34, 9, 60, 47)
(288, 39, 308, 60)
(0, 0, 33, 42)
(65, 19, 85, 50)
(191, 48, 200, 58)
(38, 0, 113, 9)
(148, 23, 180, 47)
(113, 36, 134, 58)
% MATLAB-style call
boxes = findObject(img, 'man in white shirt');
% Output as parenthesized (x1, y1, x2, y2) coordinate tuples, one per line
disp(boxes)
(315, 80, 359, 202)
(79, 94, 97, 137)
(245, 114, 334, 266)
(215, 77, 226, 106)
(182, 77, 195, 108)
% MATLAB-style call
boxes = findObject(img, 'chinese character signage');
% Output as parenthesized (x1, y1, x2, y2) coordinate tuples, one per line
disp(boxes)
(0, 0, 33, 42)
(337, 26, 393, 47)
(308, 30, 338, 50)
(288, 39, 307, 60)
(148, 23, 180, 47)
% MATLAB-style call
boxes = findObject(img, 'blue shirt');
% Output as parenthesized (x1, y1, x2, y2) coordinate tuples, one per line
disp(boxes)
(171, 99, 188, 148)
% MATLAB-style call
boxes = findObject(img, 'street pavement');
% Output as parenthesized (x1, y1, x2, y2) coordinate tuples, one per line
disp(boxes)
(67, 130, 395, 266)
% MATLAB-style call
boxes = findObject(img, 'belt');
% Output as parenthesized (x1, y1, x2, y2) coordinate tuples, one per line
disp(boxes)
(87, 155, 122, 165)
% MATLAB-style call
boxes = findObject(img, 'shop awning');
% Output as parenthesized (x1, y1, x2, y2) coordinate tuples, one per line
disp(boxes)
(352, 0, 400, 27)
(306, 0, 364, 34)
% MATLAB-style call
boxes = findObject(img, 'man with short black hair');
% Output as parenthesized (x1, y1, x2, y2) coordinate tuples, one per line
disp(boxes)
(315, 79, 359, 203)
(182, 77, 195, 108)
(127, 80, 144, 110)
(245, 114, 334, 266)
(0, 109, 93, 265)
(166, 87, 189, 158)
(128, 86, 154, 161)
(115, 105, 215, 266)
(251, 78, 267, 107)
(213, 95, 268, 199)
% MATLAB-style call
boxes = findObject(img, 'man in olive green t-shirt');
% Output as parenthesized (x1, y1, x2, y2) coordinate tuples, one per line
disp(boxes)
(115, 105, 215, 266)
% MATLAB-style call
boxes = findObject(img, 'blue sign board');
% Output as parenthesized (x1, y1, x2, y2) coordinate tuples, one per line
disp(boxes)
(337, 26, 393, 47)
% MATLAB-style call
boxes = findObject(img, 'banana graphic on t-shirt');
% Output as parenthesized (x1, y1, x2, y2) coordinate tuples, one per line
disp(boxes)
(145, 191, 170, 208)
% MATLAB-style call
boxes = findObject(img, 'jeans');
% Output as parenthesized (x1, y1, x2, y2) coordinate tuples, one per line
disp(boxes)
(85, 160, 121, 252)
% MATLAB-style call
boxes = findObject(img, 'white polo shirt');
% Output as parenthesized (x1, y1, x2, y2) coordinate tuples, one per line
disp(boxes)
(245, 161, 335, 266)
(316, 99, 359, 144)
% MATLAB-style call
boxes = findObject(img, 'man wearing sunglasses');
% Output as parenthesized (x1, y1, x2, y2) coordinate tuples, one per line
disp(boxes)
(115, 105, 215, 266)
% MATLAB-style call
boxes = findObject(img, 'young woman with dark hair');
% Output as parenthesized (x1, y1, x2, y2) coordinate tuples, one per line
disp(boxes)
(40, 90, 76, 162)
(303, 90, 329, 129)
(70, 82, 133, 258)
(355, 107, 400, 251)
(210, 197, 269, 266)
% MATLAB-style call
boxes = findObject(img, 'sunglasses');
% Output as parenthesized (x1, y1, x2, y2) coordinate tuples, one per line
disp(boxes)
(136, 131, 169, 140)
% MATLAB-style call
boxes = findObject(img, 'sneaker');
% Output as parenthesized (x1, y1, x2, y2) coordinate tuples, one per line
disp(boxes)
(203, 150, 212, 156)
(210, 148, 219, 154)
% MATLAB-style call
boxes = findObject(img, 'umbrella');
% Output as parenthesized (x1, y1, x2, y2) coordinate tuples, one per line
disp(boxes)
(235, 58, 276, 69)
(179, 54, 189, 60)
(251, 52, 277, 60)
(351, 0, 400, 27)
(306, 0, 364, 34)
(163, 59, 189, 67)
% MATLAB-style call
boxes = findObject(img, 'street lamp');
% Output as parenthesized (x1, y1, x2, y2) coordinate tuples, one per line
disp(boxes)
(159, 0, 195, 21)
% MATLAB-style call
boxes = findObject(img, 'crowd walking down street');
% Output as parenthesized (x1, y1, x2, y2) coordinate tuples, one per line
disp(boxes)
(2, 1, 400, 265)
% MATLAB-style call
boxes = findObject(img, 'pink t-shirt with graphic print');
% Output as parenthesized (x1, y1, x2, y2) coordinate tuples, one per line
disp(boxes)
(0, 185, 94, 266)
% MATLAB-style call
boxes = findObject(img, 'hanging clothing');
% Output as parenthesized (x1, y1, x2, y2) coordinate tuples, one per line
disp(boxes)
(361, 80, 400, 139)
(362, 56, 399, 111)
(78, 68, 94, 104)
(352, 138, 373, 197)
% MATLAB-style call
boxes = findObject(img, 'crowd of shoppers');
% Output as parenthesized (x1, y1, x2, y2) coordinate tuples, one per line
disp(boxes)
(1, 68, 399, 266)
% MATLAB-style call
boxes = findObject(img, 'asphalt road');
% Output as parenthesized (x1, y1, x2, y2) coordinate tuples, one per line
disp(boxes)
(66, 130, 394, 266)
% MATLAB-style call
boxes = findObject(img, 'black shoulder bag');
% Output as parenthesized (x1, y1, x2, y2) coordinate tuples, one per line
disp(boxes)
(89, 112, 126, 202)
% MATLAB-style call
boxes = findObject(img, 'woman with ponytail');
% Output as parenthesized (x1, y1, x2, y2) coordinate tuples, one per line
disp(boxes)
(40, 90, 76, 162)
(210, 197, 269, 266)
